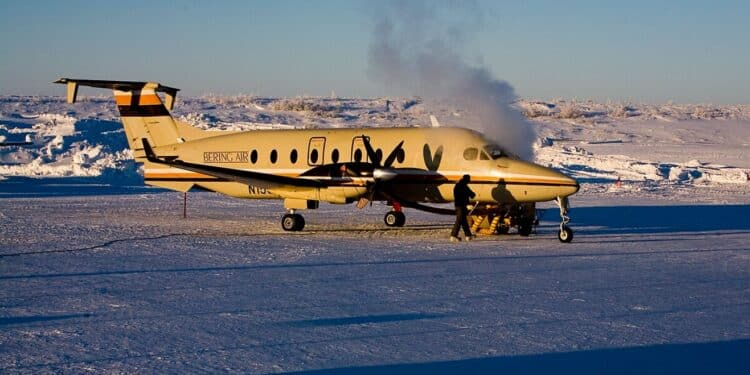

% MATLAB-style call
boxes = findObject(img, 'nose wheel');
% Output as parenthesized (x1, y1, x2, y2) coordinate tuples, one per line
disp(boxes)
(558, 225, 573, 242)
(556, 196, 574, 243)
(384, 210, 406, 227)
(282, 211, 305, 231)
(384, 201, 406, 227)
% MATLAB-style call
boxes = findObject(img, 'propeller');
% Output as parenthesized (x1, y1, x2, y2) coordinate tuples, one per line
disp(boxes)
(361, 136, 403, 171)
(357, 135, 404, 207)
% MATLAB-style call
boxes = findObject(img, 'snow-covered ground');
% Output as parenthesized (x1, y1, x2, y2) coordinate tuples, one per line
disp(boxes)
(1, 96, 749, 373)
(2, 194, 748, 373)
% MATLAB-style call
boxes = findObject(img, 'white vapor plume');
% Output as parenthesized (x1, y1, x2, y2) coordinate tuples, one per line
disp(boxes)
(368, 0, 536, 160)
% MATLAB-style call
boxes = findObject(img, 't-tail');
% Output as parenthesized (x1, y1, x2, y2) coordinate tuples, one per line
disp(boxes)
(53, 78, 209, 159)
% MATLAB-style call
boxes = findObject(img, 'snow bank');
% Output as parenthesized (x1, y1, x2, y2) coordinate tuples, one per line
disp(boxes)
(536, 144, 749, 186)
(516, 100, 750, 123)
(0, 112, 137, 179)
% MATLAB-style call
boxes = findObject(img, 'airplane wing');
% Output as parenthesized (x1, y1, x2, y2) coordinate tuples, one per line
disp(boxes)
(141, 138, 323, 189)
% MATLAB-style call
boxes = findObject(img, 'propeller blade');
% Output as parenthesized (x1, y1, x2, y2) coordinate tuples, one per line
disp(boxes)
(382, 140, 404, 168)
(356, 197, 369, 209)
(361, 135, 380, 166)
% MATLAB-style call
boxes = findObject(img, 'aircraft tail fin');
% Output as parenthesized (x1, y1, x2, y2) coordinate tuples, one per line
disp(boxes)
(53, 78, 208, 153)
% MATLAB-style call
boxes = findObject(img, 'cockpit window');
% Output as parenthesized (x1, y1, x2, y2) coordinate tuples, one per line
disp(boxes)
(462, 147, 478, 161)
(480, 151, 490, 160)
(483, 144, 508, 159)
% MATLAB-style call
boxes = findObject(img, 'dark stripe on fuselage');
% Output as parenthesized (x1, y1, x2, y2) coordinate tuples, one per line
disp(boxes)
(145, 177, 576, 189)
(117, 105, 170, 117)
(145, 177, 363, 187)
(145, 178, 225, 182)
(470, 180, 579, 188)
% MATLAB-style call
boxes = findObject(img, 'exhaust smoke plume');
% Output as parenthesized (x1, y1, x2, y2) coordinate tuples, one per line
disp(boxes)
(368, 0, 536, 160)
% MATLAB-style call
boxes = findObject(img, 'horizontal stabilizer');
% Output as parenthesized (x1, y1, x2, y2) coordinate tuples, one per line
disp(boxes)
(53, 78, 180, 110)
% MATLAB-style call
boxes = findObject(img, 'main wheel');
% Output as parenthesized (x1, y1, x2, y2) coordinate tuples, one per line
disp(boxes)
(384, 211, 406, 227)
(518, 223, 533, 237)
(282, 213, 305, 231)
(558, 226, 573, 243)
(293, 214, 305, 231)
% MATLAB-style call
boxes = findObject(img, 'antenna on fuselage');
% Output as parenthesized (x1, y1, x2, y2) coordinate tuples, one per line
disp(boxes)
(429, 115, 441, 128)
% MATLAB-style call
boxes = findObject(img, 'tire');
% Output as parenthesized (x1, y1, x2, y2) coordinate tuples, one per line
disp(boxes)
(558, 226, 573, 243)
(292, 214, 305, 231)
(384, 211, 406, 227)
(282, 214, 305, 231)
(518, 223, 533, 237)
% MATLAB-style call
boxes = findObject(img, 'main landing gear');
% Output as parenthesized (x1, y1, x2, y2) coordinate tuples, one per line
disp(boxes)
(556, 196, 573, 243)
(281, 210, 305, 231)
(384, 201, 406, 227)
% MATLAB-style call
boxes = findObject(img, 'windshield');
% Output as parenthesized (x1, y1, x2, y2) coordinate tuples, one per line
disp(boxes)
(483, 144, 508, 159)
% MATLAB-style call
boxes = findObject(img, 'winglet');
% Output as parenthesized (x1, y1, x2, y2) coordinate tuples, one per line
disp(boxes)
(53, 78, 79, 104)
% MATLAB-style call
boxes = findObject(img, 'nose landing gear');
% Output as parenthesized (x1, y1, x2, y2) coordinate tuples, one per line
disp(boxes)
(384, 201, 406, 227)
(556, 196, 573, 243)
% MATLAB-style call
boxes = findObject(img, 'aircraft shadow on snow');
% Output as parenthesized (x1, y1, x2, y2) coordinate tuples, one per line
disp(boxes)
(0, 313, 92, 326)
(284, 339, 749, 375)
(542, 204, 750, 235)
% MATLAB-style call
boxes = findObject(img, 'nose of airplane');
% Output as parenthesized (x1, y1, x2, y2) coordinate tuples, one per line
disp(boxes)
(506, 159, 580, 198)
(550, 168, 580, 197)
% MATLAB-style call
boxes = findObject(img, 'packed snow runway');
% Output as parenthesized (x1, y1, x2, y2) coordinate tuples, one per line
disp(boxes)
(1, 190, 748, 373)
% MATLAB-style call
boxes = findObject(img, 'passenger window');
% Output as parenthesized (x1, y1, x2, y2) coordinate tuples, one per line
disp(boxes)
(250, 150, 258, 164)
(354, 149, 363, 162)
(396, 148, 405, 163)
(331, 149, 340, 163)
(270, 149, 278, 164)
(310, 149, 319, 164)
(463, 147, 478, 160)
(290, 149, 298, 164)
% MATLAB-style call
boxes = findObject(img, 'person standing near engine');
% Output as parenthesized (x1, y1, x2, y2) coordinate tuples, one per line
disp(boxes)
(450, 174, 476, 242)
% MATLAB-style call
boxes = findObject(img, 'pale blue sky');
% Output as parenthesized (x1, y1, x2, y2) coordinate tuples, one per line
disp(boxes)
(1, 0, 748, 103)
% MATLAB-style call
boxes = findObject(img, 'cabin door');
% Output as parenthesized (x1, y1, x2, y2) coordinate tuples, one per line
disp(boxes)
(307, 137, 326, 166)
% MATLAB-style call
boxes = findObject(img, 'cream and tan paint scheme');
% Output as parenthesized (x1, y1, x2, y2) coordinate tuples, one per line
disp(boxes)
(54, 78, 579, 242)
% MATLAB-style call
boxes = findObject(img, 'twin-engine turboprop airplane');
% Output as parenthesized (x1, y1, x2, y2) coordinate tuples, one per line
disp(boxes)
(54, 78, 579, 242)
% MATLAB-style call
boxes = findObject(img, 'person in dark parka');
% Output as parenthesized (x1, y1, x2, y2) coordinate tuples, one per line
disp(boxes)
(451, 174, 476, 241)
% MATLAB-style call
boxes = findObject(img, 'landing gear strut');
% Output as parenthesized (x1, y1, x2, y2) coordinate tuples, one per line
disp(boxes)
(556, 196, 573, 243)
(282, 210, 305, 231)
(384, 201, 406, 227)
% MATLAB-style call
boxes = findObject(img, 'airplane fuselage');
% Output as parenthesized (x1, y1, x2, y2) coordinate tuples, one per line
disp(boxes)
(144, 127, 579, 205)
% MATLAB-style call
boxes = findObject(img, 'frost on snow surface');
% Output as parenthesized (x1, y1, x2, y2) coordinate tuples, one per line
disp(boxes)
(1, 96, 748, 374)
